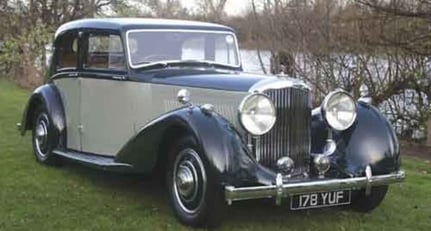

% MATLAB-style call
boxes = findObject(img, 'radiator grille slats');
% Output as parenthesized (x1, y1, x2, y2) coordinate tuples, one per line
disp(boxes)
(255, 87, 311, 175)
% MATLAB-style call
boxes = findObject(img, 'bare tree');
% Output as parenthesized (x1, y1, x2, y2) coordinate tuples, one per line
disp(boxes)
(144, 0, 189, 18)
(197, 0, 228, 21)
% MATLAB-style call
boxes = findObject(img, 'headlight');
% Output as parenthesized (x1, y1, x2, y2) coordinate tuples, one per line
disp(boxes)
(239, 93, 276, 136)
(322, 90, 357, 131)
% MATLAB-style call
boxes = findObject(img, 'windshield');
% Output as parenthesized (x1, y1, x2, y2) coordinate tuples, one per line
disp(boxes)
(126, 30, 240, 68)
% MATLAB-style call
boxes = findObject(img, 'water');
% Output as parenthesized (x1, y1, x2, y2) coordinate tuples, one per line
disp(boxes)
(239, 49, 429, 139)
(240, 49, 272, 74)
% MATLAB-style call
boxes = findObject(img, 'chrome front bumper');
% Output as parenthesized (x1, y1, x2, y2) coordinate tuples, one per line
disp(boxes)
(225, 169, 405, 205)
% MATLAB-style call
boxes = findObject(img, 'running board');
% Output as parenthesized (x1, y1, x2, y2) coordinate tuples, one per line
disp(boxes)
(53, 149, 133, 172)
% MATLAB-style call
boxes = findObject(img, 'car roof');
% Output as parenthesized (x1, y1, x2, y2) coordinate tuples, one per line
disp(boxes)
(55, 18, 235, 38)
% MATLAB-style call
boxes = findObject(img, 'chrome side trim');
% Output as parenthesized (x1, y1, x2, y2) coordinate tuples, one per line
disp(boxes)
(225, 170, 405, 203)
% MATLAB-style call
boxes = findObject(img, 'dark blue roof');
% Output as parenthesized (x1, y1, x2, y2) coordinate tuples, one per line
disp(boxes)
(55, 18, 234, 38)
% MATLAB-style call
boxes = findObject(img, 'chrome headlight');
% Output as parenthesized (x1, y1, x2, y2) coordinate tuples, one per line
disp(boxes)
(239, 93, 276, 136)
(322, 90, 357, 131)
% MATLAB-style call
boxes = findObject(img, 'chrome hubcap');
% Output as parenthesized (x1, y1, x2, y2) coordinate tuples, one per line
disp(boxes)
(36, 122, 48, 145)
(176, 162, 196, 198)
(34, 115, 49, 157)
(173, 148, 206, 214)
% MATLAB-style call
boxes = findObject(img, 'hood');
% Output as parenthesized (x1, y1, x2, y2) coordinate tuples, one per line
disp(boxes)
(140, 68, 272, 92)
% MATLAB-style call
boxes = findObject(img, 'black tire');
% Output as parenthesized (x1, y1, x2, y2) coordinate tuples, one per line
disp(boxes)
(351, 185, 388, 212)
(31, 104, 61, 166)
(166, 136, 225, 228)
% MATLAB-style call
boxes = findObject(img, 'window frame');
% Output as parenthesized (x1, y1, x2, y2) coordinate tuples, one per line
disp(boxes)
(53, 30, 81, 74)
(125, 29, 241, 69)
(82, 30, 128, 73)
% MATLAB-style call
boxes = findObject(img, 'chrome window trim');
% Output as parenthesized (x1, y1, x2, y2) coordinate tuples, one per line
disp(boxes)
(125, 29, 242, 69)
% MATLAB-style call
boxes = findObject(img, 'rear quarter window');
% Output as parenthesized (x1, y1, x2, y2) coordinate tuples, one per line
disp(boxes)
(86, 34, 125, 70)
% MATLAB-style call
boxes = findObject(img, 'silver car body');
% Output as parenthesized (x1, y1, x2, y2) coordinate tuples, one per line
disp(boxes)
(55, 77, 259, 155)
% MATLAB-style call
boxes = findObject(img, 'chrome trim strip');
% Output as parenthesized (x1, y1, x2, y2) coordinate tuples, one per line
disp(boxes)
(365, 165, 372, 195)
(225, 170, 405, 202)
(248, 77, 311, 93)
(275, 173, 283, 205)
(125, 29, 241, 69)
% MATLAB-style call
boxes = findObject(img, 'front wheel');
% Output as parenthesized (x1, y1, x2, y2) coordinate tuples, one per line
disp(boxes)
(166, 136, 225, 228)
(350, 185, 388, 212)
(31, 105, 61, 166)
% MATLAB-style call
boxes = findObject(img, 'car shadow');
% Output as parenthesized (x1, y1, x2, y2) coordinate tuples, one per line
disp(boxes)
(61, 160, 166, 195)
(60, 160, 354, 228)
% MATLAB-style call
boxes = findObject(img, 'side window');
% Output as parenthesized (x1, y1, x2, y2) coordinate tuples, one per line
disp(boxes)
(85, 33, 125, 70)
(56, 33, 79, 70)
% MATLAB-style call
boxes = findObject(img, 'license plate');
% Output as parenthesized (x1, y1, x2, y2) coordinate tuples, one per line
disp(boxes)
(290, 190, 351, 210)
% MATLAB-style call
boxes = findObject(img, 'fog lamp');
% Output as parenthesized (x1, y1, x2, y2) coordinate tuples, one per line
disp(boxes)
(314, 155, 330, 178)
(277, 156, 294, 175)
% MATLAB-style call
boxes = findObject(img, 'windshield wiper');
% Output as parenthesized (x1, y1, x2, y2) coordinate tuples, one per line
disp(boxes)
(133, 61, 168, 70)
(171, 60, 214, 66)
(134, 60, 232, 70)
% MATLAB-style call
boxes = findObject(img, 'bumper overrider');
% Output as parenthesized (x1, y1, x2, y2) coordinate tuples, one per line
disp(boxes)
(224, 165, 405, 205)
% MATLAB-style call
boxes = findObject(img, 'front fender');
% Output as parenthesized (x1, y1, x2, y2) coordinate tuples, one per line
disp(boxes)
(20, 84, 66, 148)
(115, 106, 274, 186)
(312, 101, 401, 176)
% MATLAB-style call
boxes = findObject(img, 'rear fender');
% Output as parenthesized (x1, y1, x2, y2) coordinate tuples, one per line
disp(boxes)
(20, 84, 66, 148)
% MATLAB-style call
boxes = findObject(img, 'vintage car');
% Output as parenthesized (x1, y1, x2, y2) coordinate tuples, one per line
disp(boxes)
(19, 18, 405, 228)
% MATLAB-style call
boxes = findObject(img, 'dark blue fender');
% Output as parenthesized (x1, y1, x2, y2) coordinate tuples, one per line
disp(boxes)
(115, 106, 275, 186)
(20, 84, 67, 148)
(312, 101, 401, 177)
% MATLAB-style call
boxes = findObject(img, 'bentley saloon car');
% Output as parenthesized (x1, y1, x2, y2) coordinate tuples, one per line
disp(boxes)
(19, 18, 405, 227)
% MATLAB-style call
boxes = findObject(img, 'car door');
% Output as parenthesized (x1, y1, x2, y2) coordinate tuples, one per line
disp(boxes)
(79, 31, 137, 156)
(51, 30, 82, 152)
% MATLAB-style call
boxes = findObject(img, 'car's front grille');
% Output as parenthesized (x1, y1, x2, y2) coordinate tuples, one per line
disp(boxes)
(254, 87, 311, 175)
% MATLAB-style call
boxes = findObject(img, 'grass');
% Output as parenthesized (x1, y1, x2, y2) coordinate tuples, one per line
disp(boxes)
(0, 79, 430, 231)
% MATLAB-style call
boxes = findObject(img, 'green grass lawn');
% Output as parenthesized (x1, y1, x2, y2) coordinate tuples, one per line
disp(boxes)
(0, 79, 430, 231)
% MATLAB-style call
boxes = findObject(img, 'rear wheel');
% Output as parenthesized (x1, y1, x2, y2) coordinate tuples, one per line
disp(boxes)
(351, 186, 388, 212)
(31, 105, 61, 165)
(166, 136, 225, 228)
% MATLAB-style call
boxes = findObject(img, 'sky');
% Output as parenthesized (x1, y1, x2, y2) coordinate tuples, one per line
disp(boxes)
(180, 0, 249, 16)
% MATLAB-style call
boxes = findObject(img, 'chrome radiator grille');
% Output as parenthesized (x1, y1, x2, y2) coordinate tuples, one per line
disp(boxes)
(254, 87, 311, 175)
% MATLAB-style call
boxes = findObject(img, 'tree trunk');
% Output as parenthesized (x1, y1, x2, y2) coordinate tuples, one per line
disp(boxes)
(427, 117, 431, 147)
